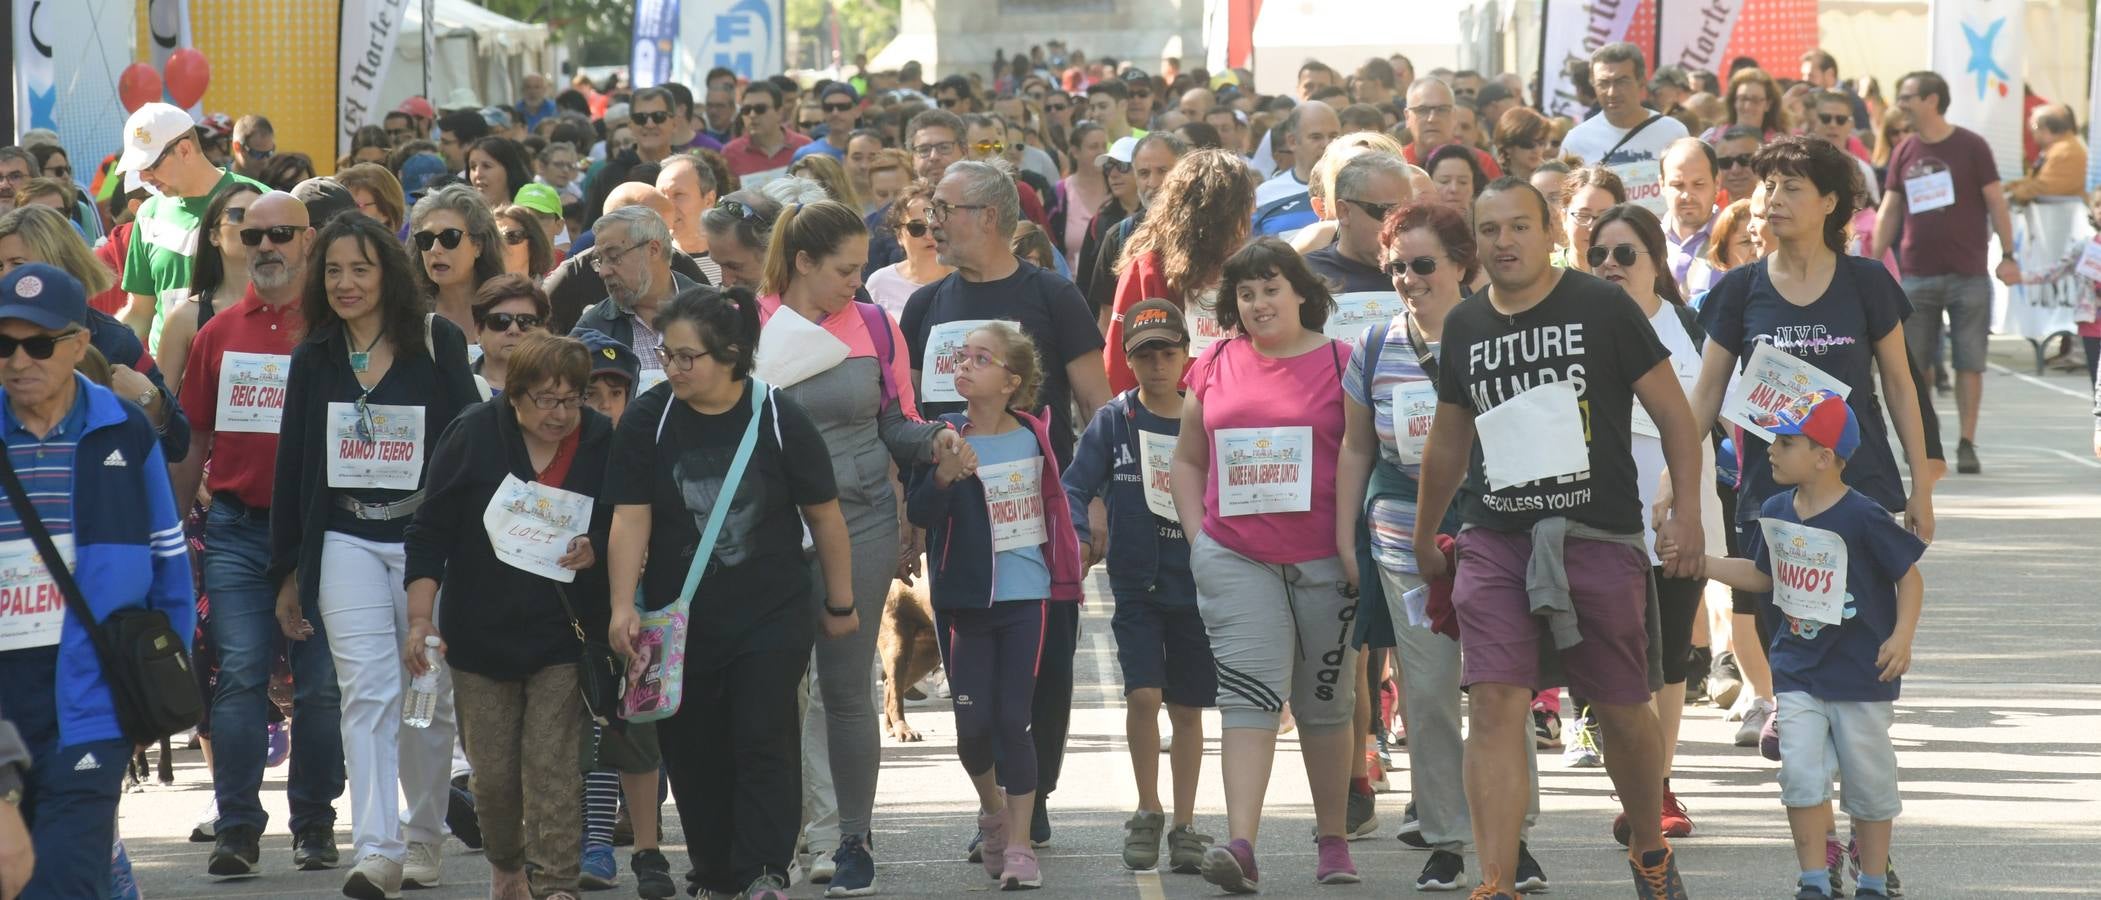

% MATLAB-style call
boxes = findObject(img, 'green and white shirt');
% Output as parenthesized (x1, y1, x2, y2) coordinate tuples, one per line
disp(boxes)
(122, 169, 269, 349)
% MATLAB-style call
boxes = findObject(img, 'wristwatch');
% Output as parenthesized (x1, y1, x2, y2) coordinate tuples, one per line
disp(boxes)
(825, 604, 856, 618)
(136, 386, 158, 409)
(0, 764, 22, 806)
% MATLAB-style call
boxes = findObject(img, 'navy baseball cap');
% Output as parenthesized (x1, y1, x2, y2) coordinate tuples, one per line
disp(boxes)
(399, 153, 450, 197)
(0, 264, 89, 331)
(573, 328, 639, 387)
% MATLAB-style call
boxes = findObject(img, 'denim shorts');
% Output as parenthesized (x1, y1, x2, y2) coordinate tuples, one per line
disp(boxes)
(1775, 691, 1902, 820)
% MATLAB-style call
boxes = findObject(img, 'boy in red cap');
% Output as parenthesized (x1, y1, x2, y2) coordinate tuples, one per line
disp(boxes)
(1668, 390, 1925, 900)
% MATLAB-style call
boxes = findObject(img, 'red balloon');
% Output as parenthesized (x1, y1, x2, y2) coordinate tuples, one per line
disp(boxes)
(118, 64, 163, 113)
(165, 48, 211, 108)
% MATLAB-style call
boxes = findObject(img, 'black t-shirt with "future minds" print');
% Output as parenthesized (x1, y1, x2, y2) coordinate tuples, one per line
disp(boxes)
(1435, 269, 1670, 533)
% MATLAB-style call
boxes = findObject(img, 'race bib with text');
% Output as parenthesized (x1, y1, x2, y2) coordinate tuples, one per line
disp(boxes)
(326, 402, 426, 490)
(215, 351, 292, 433)
(1214, 426, 1313, 516)
(978, 457, 1048, 553)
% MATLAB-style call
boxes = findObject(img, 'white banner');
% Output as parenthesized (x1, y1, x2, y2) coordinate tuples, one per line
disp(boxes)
(1657, 0, 1744, 78)
(672, 0, 785, 88)
(146, 0, 192, 78)
(2086, 7, 2101, 191)
(1930, 0, 2025, 183)
(1538, 0, 1644, 119)
(13, 0, 128, 173)
(339, 0, 413, 157)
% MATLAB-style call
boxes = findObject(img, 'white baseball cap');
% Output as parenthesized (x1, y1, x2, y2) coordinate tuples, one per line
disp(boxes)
(1099, 135, 1140, 169)
(117, 103, 198, 174)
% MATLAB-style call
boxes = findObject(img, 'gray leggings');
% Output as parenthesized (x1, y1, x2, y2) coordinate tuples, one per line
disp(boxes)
(805, 512, 900, 843)
(1191, 530, 1359, 732)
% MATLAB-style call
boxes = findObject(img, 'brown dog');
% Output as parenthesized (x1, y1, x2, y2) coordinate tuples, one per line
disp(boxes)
(878, 578, 942, 742)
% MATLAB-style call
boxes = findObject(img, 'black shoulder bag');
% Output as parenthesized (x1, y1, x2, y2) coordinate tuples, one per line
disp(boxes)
(553, 585, 623, 725)
(0, 448, 201, 745)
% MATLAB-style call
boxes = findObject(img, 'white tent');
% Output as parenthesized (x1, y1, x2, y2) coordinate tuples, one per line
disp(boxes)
(378, 0, 553, 113)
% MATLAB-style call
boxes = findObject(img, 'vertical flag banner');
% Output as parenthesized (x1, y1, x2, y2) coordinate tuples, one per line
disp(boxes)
(146, 0, 191, 73)
(15, 0, 129, 175)
(1930, 0, 2025, 183)
(633, 0, 681, 90)
(673, 0, 784, 86)
(1538, 0, 1645, 118)
(339, 0, 412, 157)
(2085, 10, 2101, 191)
(1658, 0, 1745, 77)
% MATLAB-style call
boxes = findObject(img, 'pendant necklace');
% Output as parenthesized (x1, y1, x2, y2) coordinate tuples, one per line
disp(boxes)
(348, 328, 384, 374)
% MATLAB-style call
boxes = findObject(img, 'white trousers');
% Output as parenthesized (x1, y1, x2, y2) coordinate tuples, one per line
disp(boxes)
(319, 531, 457, 862)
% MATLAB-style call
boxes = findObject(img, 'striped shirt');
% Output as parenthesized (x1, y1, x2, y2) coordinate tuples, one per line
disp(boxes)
(1343, 319, 1435, 574)
(0, 391, 86, 544)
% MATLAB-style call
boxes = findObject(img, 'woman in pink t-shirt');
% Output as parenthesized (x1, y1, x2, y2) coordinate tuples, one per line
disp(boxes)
(1167, 237, 1359, 891)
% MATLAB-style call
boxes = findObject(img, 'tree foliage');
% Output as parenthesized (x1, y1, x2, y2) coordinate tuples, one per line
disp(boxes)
(473, 0, 635, 65)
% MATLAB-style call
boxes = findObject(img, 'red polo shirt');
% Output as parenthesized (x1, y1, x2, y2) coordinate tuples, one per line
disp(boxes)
(721, 130, 812, 182)
(179, 285, 304, 509)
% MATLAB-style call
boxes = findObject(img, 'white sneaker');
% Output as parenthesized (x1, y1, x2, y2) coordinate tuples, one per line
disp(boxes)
(342, 854, 404, 900)
(402, 841, 442, 888)
(808, 848, 838, 884)
(1734, 698, 1774, 748)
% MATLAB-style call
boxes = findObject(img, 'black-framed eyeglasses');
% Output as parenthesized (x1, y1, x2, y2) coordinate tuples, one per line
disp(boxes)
(1343, 198, 1394, 222)
(928, 200, 986, 222)
(903, 220, 929, 237)
(1718, 154, 1754, 170)
(822, 101, 856, 113)
(633, 111, 673, 125)
(656, 344, 711, 371)
(239, 225, 301, 247)
(590, 240, 649, 272)
(524, 390, 583, 411)
(1384, 257, 1439, 278)
(0, 329, 81, 360)
(480, 312, 543, 332)
(499, 228, 531, 245)
(1818, 113, 1850, 126)
(413, 228, 466, 251)
(740, 104, 773, 117)
(912, 140, 960, 159)
(1586, 243, 1648, 268)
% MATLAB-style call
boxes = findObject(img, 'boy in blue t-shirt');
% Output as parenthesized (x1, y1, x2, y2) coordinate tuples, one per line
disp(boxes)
(1062, 299, 1215, 874)
(1671, 390, 1926, 900)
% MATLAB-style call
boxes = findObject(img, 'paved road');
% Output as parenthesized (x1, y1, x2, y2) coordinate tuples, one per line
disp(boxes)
(124, 337, 2100, 898)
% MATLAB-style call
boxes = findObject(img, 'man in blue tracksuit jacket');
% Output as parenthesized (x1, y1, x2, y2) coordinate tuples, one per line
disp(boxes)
(0, 264, 194, 899)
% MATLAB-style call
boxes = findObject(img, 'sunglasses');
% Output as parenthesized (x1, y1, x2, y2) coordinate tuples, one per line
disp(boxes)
(1102, 159, 1132, 174)
(223, 206, 248, 225)
(239, 225, 301, 247)
(823, 101, 856, 113)
(972, 139, 1006, 155)
(480, 312, 543, 332)
(1718, 154, 1754, 170)
(714, 198, 761, 221)
(0, 329, 81, 360)
(1587, 243, 1648, 268)
(414, 228, 467, 251)
(1817, 113, 1850, 126)
(903, 220, 929, 237)
(741, 104, 773, 117)
(500, 229, 531, 245)
(1343, 198, 1394, 222)
(633, 111, 673, 125)
(1384, 257, 1438, 277)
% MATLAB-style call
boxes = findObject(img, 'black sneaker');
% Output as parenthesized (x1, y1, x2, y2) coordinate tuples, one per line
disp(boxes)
(292, 824, 339, 871)
(1957, 439, 1980, 474)
(207, 824, 260, 877)
(1515, 842, 1548, 893)
(447, 774, 483, 850)
(1030, 798, 1051, 847)
(1396, 801, 1428, 849)
(633, 848, 677, 900)
(1415, 849, 1464, 891)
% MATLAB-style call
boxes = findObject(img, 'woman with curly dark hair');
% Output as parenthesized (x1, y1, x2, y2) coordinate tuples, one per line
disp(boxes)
(1103, 148, 1257, 392)
(267, 213, 483, 898)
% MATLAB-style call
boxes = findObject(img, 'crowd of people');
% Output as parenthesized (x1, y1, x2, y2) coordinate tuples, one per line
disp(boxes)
(0, 31, 2069, 900)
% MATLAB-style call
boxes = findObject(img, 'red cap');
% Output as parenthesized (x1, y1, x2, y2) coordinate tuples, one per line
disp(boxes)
(396, 96, 437, 119)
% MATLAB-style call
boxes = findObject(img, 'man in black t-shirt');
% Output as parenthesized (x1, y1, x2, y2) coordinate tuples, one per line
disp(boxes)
(1410, 179, 1704, 900)
(897, 159, 1108, 846)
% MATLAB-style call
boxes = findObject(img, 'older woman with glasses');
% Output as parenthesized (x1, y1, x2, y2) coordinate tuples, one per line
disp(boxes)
(471, 274, 551, 394)
(269, 214, 483, 898)
(863, 182, 951, 318)
(403, 332, 615, 900)
(409, 184, 508, 357)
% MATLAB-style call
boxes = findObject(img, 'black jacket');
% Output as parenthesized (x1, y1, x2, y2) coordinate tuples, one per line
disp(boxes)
(405, 399, 615, 680)
(267, 316, 482, 608)
(545, 244, 710, 334)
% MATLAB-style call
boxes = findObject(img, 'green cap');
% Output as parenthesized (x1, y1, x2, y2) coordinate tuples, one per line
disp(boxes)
(513, 182, 563, 216)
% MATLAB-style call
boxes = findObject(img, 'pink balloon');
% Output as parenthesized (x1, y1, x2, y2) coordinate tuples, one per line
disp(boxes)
(118, 64, 164, 113)
(165, 48, 211, 108)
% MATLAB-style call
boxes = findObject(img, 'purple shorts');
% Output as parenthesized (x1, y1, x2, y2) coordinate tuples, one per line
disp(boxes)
(1452, 528, 1652, 705)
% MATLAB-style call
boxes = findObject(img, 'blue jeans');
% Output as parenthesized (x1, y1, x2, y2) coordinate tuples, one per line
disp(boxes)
(0, 647, 129, 900)
(204, 498, 346, 834)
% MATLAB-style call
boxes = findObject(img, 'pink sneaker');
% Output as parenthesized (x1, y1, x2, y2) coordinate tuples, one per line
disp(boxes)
(1760, 710, 1782, 761)
(1000, 845, 1041, 890)
(1201, 839, 1260, 894)
(978, 810, 1010, 880)
(1315, 834, 1359, 884)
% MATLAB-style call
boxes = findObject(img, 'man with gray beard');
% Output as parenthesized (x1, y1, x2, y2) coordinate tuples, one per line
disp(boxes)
(169, 190, 351, 879)
(570, 205, 700, 384)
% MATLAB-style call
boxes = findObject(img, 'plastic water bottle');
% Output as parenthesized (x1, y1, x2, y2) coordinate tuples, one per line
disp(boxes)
(403, 635, 443, 729)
